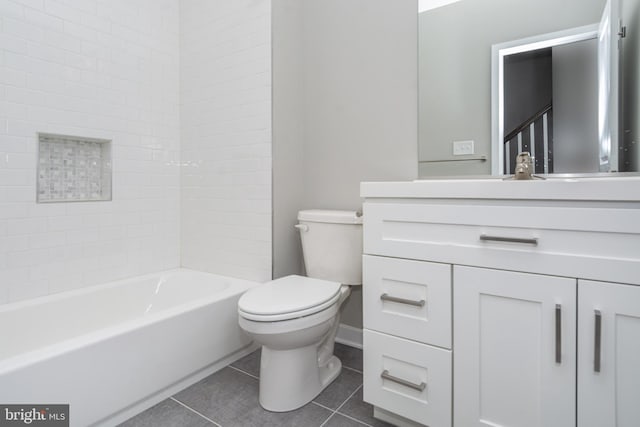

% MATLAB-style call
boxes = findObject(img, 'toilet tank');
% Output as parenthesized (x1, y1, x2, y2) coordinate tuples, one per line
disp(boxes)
(297, 210, 363, 285)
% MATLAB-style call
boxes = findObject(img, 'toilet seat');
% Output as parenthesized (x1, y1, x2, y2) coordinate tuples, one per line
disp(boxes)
(238, 275, 342, 322)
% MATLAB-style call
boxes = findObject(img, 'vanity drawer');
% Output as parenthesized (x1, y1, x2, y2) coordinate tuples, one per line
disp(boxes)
(363, 201, 640, 285)
(363, 255, 451, 348)
(363, 329, 452, 427)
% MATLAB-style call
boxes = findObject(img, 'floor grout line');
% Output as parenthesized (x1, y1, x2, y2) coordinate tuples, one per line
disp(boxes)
(334, 384, 376, 427)
(170, 397, 222, 427)
(342, 365, 363, 374)
(228, 364, 260, 380)
(333, 411, 375, 427)
(312, 401, 336, 412)
(335, 384, 363, 414)
(318, 383, 366, 427)
(318, 412, 335, 427)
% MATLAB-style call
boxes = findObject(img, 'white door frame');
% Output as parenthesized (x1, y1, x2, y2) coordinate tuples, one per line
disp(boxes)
(491, 24, 600, 175)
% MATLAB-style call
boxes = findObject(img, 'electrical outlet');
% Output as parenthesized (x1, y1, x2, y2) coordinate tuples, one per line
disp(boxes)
(453, 140, 474, 156)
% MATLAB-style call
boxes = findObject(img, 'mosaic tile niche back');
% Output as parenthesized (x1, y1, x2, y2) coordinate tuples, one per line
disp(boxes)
(37, 133, 112, 203)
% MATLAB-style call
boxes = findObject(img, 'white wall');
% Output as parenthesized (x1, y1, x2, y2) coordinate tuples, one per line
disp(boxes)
(272, 0, 418, 328)
(180, 0, 272, 282)
(0, 0, 181, 303)
(272, 0, 305, 279)
(300, 0, 417, 208)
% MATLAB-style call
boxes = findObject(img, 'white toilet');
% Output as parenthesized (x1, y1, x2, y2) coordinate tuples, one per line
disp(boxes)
(237, 209, 362, 412)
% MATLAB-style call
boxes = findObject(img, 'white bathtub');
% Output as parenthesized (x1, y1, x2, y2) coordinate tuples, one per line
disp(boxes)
(0, 268, 259, 426)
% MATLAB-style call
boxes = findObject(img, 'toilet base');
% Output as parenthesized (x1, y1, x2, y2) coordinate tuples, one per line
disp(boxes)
(258, 344, 342, 412)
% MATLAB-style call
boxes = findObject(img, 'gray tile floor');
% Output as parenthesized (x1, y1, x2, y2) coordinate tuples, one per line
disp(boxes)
(119, 343, 391, 427)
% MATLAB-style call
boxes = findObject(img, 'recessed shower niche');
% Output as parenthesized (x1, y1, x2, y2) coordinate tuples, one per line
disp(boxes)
(37, 133, 112, 203)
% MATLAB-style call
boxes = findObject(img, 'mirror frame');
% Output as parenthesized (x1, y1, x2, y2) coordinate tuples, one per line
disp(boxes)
(490, 24, 600, 175)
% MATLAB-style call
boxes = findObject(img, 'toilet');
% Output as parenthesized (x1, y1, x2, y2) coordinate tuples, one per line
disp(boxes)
(237, 209, 363, 412)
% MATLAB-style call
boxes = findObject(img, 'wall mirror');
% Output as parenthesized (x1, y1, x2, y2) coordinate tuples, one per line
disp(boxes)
(491, 25, 600, 175)
(418, 0, 639, 177)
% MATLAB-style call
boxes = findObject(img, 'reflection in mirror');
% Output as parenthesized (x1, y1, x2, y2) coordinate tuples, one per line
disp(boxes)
(491, 25, 600, 175)
(418, 0, 640, 177)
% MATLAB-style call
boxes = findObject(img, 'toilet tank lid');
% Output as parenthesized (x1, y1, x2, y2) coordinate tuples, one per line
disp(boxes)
(298, 209, 362, 224)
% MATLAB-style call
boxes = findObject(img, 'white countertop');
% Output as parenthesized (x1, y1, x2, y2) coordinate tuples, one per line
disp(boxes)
(361, 175, 640, 202)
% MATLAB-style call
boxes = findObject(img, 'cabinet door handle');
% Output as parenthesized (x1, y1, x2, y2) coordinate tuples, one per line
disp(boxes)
(380, 293, 425, 307)
(594, 310, 602, 373)
(480, 234, 538, 245)
(380, 370, 426, 392)
(555, 304, 562, 364)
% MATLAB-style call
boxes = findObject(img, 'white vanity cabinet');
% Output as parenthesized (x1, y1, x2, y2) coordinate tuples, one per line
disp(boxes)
(361, 178, 640, 427)
(577, 280, 640, 427)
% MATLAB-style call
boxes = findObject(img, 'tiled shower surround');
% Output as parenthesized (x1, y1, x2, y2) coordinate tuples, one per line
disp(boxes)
(37, 133, 112, 202)
(0, 0, 272, 303)
(180, 0, 272, 283)
(0, 0, 182, 304)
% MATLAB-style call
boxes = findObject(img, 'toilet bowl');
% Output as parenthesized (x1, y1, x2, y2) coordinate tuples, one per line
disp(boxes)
(238, 275, 351, 411)
(237, 210, 362, 412)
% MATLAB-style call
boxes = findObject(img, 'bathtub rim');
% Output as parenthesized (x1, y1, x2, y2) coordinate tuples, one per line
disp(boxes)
(0, 267, 256, 314)
(0, 268, 259, 375)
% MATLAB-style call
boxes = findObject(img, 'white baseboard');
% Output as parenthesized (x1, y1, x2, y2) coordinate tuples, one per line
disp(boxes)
(335, 323, 363, 349)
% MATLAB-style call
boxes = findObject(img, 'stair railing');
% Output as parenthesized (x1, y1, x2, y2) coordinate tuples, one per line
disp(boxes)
(504, 103, 553, 174)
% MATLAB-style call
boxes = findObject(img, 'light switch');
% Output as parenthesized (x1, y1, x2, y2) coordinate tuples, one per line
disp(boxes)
(452, 140, 474, 156)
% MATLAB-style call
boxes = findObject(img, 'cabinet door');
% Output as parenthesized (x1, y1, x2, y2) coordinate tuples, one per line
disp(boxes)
(454, 266, 576, 427)
(578, 280, 640, 427)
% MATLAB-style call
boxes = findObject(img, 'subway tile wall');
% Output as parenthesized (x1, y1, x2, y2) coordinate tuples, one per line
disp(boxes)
(180, 0, 273, 282)
(0, 0, 181, 303)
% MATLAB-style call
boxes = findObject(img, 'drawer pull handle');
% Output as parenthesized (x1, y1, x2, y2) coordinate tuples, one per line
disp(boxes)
(594, 310, 602, 373)
(480, 234, 538, 245)
(555, 304, 562, 364)
(380, 293, 425, 307)
(381, 370, 426, 392)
